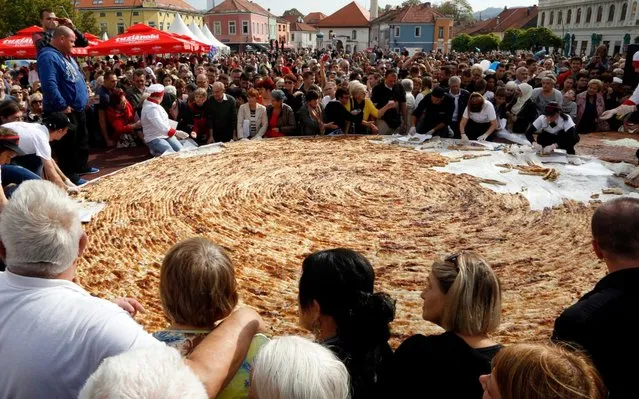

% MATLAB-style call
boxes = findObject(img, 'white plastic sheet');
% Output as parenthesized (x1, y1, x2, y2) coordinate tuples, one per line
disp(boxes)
(416, 139, 639, 210)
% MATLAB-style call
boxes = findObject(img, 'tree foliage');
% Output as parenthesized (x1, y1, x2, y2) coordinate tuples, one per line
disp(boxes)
(436, 0, 475, 24)
(451, 33, 473, 52)
(74, 10, 98, 35)
(516, 27, 562, 51)
(469, 33, 500, 52)
(500, 28, 522, 52)
(0, 0, 99, 37)
(402, 0, 422, 6)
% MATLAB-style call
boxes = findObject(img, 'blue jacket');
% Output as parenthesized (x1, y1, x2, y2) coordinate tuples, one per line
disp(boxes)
(37, 46, 88, 113)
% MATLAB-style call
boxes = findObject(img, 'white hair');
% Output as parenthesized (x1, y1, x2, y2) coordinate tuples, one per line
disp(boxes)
(79, 346, 207, 399)
(0, 180, 83, 277)
(251, 336, 350, 399)
(163, 85, 177, 96)
(401, 78, 413, 92)
(448, 76, 461, 86)
(348, 80, 367, 97)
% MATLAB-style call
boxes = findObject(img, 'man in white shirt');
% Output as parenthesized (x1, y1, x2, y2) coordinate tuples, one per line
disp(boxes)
(0, 180, 264, 398)
(3, 112, 79, 192)
(526, 101, 579, 154)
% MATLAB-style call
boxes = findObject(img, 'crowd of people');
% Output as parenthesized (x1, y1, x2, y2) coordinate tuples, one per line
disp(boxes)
(0, 8, 636, 399)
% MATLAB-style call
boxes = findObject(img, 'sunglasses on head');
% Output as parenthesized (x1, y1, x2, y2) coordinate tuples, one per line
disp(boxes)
(445, 253, 460, 270)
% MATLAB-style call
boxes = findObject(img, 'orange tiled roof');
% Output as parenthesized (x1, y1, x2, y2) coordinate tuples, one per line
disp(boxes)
(316, 1, 370, 28)
(77, 0, 196, 11)
(291, 22, 317, 32)
(304, 12, 327, 25)
(282, 15, 301, 24)
(371, 3, 446, 24)
(207, 0, 275, 17)
(474, 6, 538, 34)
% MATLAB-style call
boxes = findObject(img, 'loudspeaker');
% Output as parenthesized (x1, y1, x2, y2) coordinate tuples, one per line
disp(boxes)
(624, 44, 639, 88)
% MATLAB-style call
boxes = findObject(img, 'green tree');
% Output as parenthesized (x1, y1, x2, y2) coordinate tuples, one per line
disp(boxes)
(469, 33, 500, 52)
(517, 27, 561, 51)
(436, 0, 475, 24)
(0, 0, 75, 36)
(402, 0, 422, 6)
(500, 28, 522, 52)
(74, 10, 98, 35)
(451, 33, 472, 52)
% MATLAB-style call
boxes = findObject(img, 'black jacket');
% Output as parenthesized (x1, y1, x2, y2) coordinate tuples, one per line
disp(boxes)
(553, 268, 639, 399)
(446, 88, 470, 122)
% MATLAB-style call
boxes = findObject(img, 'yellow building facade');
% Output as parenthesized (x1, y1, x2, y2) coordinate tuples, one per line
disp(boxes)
(76, 0, 203, 38)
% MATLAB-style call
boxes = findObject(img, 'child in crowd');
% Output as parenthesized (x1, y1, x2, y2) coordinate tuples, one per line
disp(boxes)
(154, 237, 269, 399)
(561, 89, 578, 120)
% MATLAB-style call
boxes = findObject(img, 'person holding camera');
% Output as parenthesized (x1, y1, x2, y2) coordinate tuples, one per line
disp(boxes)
(35, 8, 89, 52)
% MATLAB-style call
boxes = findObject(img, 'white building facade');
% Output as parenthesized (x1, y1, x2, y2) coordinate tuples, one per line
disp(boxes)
(538, 0, 639, 56)
(291, 30, 317, 50)
(317, 27, 370, 53)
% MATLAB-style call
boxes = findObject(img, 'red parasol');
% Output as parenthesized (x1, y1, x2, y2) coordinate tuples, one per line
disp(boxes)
(88, 24, 205, 56)
(0, 26, 89, 57)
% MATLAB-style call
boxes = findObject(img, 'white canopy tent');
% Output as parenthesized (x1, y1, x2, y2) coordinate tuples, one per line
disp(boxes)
(202, 24, 230, 54)
(188, 22, 212, 45)
(168, 14, 203, 44)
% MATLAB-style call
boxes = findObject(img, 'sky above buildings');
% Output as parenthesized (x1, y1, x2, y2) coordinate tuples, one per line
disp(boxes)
(188, 0, 538, 15)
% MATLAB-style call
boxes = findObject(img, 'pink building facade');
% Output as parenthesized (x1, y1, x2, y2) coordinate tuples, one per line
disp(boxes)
(204, 0, 277, 51)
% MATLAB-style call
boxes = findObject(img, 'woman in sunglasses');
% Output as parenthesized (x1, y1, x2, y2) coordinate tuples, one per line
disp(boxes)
(387, 252, 502, 398)
(26, 93, 43, 123)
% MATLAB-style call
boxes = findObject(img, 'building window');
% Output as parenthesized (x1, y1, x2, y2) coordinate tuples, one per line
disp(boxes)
(549, 11, 554, 25)
(566, 9, 571, 24)
(252, 22, 255, 33)
(576, 8, 581, 23)
(309, 33, 312, 41)
(291, 33, 295, 41)
(438, 26, 444, 38)
(394, 26, 400, 37)
(99, 12, 106, 17)
(415, 26, 421, 37)
(242, 21, 248, 34)
(132, 11, 139, 16)
(558, 11, 562, 25)
(449, 26, 452, 37)
(100, 22, 108, 33)
(159, 22, 163, 30)
(596, 6, 603, 22)
(352, 30, 357, 40)
(586, 7, 592, 23)
(633, 2, 637, 16)
(92, 0, 103, 4)
(609, 5, 616, 21)
(116, 11, 122, 17)
(166, 23, 170, 30)
(114, 0, 124, 3)
(540, 12, 545, 26)
(229, 21, 236, 35)
(621, 3, 628, 20)
(214, 22, 221, 35)
(117, 23, 125, 33)
(148, 21, 155, 27)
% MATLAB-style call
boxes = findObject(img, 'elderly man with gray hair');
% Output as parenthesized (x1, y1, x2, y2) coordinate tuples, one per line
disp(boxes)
(0, 180, 264, 398)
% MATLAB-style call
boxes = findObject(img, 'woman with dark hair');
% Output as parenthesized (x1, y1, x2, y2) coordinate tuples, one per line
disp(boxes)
(297, 91, 337, 135)
(298, 248, 396, 399)
(255, 77, 275, 107)
(106, 88, 141, 148)
(460, 92, 498, 141)
(0, 101, 23, 124)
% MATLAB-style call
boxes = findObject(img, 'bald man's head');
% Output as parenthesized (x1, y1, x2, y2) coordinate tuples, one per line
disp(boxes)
(51, 26, 76, 54)
(592, 198, 639, 260)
